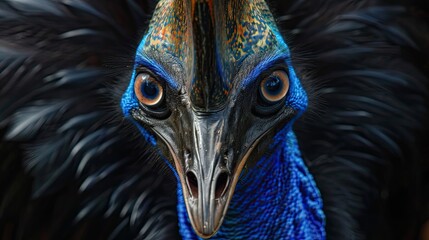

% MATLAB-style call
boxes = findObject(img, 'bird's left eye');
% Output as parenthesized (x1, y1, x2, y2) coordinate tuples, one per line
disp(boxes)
(259, 70, 289, 103)
(134, 73, 164, 107)
(253, 70, 290, 117)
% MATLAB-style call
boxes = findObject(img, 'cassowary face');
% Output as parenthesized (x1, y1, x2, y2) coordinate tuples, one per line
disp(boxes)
(122, 0, 307, 237)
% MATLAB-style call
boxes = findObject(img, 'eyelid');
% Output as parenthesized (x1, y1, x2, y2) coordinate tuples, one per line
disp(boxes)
(135, 67, 165, 84)
(239, 56, 289, 89)
(258, 65, 289, 81)
(134, 57, 180, 90)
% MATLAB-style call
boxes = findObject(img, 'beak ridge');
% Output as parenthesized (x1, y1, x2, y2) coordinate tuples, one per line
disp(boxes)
(181, 116, 231, 238)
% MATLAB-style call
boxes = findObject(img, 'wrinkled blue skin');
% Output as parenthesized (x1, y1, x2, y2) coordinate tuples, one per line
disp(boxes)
(121, 22, 325, 240)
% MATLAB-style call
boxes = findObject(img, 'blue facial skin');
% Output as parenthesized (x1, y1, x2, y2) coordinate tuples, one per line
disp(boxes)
(121, 10, 325, 240)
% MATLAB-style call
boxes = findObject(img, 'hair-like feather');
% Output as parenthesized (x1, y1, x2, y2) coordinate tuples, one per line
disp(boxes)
(269, 0, 429, 239)
(0, 1, 179, 239)
(0, 0, 428, 239)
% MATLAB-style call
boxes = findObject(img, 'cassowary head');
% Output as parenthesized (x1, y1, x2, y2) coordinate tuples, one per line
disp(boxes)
(121, 0, 307, 237)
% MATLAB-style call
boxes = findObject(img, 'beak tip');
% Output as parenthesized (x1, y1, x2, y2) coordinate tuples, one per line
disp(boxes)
(189, 210, 224, 239)
(191, 218, 222, 239)
(194, 228, 218, 239)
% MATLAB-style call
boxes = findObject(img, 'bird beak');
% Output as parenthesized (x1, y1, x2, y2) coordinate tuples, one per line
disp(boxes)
(166, 113, 253, 238)
(180, 115, 229, 238)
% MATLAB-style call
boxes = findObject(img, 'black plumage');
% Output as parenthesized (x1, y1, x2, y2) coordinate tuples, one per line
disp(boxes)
(0, 0, 428, 239)
(269, 1, 429, 239)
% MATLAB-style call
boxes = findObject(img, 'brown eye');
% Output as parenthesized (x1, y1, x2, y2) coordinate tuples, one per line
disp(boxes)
(260, 70, 289, 103)
(134, 73, 164, 107)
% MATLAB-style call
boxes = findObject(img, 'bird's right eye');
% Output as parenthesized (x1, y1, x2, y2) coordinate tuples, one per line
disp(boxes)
(134, 72, 171, 119)
(134, 73, 164, 107)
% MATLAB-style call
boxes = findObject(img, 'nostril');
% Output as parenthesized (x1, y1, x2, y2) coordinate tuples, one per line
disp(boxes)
(221, 151, 228, 166)
(221, 149, 232, 167)
(186, 171, 198, 197)
(215, 172, 229, 199)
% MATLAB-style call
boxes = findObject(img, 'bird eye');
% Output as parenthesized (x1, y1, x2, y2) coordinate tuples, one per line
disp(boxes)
(253, 70, 290, 117)
(259, 70, 289, 103)
(134, 73, 164, 107)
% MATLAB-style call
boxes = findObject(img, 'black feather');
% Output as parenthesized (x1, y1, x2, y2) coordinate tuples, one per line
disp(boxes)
(269, 0, 429, 239)
(1, 0, 428, 239)
(0, 0, 178, 239)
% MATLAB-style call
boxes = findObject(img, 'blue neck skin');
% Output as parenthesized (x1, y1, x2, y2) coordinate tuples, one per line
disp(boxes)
(177, 130, 326, 240)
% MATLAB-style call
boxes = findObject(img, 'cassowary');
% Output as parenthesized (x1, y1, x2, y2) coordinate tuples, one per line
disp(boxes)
(0, 0, 428, 239)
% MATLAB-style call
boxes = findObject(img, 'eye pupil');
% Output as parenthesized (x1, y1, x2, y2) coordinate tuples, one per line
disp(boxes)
(264, 77, 282, 95)
(142, 81, 159, 99)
